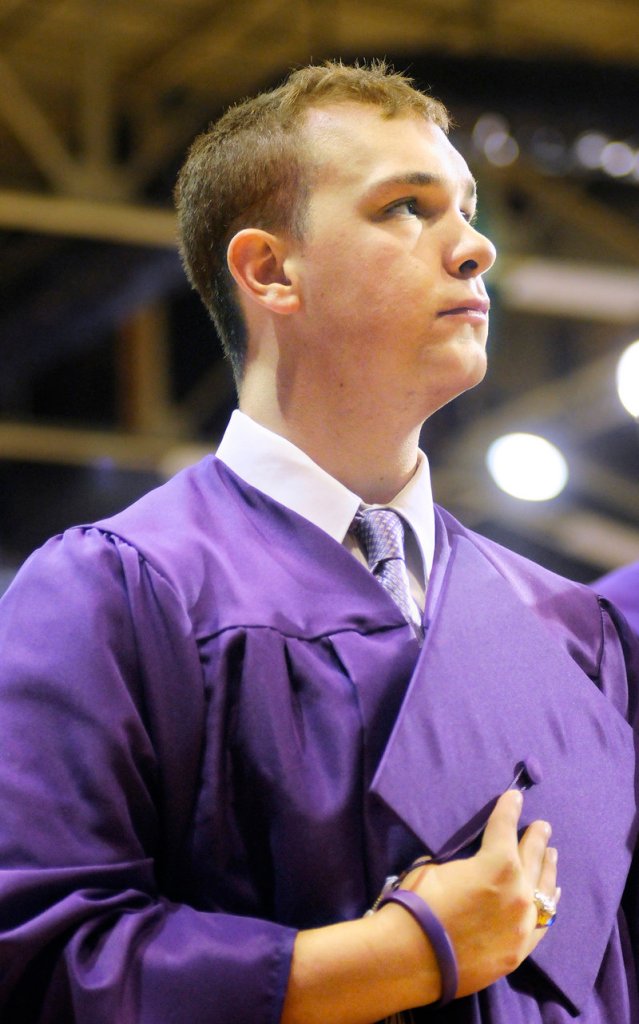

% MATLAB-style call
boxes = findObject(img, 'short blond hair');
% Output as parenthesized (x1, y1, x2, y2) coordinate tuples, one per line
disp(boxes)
(175, 60, 449, 383)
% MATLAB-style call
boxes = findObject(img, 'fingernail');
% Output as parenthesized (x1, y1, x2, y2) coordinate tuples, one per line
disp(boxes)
(547, 846, 558, 864)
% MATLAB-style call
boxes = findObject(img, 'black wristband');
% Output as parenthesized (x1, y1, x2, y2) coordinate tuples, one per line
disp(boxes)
(378, 888, 458, 1007)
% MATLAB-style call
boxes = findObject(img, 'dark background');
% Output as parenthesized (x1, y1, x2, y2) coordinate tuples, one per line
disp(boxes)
(1, 1, 638, 593)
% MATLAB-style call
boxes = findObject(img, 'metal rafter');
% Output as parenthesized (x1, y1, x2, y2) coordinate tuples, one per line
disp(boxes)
(0, 54, 77, 190)
(485, 161, 639, 268)
(128, 0, 294, 104)
(0, 190, 177, 245)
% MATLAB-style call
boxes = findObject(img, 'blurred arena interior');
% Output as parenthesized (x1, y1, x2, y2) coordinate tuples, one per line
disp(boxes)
(1, 0, 638, 592)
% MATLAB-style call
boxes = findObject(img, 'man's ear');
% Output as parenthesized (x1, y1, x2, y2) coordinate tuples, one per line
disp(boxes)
(227, 229, 300, 315)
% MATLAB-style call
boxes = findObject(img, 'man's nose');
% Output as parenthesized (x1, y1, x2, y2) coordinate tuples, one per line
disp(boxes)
(454, 227, 496, 278)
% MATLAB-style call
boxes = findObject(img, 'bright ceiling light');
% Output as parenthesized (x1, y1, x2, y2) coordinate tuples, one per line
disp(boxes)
(574, 131, 609, 169)
(484, 132, 519, 167)
(616, 339, 639, 417)
(472, 113, 510, 148)
(601, 141, 636, 178)
(486, 433, 569, 501)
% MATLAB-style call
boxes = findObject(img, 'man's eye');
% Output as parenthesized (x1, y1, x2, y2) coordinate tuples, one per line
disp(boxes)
(462, 209, 478, 225)
(386, 198, 420, 217)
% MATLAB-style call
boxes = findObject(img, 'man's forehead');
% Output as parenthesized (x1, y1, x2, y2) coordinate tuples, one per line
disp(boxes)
(301, 102, 473, 192)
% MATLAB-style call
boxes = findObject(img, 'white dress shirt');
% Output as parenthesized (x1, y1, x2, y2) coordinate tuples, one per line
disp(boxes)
(216, 410, 436, 611)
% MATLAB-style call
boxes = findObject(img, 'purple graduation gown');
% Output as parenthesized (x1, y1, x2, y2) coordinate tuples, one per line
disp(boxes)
(0, 456, 638, 1023)
(594, 563, 639, 639)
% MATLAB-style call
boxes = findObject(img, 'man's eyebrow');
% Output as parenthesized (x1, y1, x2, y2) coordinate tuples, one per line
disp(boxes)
(364, 171, 478, 201)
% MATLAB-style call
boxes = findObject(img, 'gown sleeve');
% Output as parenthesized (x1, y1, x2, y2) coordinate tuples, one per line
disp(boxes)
(0, 526, 296, 1023)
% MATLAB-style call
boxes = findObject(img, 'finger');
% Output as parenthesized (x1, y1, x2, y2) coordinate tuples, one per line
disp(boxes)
(479, 789, 523, 854)
(535, 846, 559, 902)
(518, 819, 551, 885)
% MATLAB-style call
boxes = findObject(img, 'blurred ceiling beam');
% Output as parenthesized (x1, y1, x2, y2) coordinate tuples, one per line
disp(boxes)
(125, 1, 310, 187)
(77, 0, 129, 201)
(0, 54, 76, 190)
(446, 480, 639, 571)
(0, 421, 209, 473)
(0, 190, 177, 246)
(0, 49, 133, 200)
(527, 509, 639, 571)
(497, 259, 639, 321)
(129, 0, 293, 104)
(487, 160, 639, 266)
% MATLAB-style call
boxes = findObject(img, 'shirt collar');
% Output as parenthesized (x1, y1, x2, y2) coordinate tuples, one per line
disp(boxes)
(216, 409, 436, 575)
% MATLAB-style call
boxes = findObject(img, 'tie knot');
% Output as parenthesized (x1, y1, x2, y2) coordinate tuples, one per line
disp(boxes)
(353, 507, 405, 570)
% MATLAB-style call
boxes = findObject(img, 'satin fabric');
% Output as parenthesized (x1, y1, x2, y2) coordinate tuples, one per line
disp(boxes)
(0, 456, 638, 1022)
(594, 563, 639, 639)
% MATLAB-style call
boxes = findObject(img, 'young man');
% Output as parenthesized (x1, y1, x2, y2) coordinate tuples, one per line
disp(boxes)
(0, 61, 637, 1023)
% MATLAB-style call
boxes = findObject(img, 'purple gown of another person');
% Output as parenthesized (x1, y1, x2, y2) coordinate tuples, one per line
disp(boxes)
(0, 457, 638, 1022)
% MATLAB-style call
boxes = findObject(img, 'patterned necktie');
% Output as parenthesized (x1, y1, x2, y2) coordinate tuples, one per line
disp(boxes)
(353, 507, 423, 641)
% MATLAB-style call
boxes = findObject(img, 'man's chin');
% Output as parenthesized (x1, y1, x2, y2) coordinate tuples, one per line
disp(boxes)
(448, 344, 489, 393)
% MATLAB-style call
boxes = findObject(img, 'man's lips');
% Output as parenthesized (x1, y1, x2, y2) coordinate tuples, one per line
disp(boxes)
(438, 299, 490, 317)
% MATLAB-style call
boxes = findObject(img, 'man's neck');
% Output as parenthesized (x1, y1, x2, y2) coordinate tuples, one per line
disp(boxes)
(238, 396, 422, 504)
